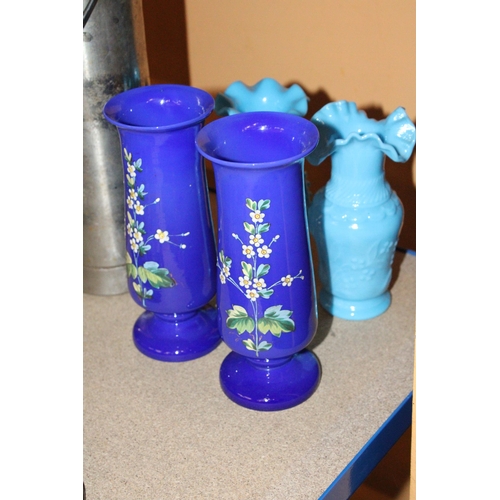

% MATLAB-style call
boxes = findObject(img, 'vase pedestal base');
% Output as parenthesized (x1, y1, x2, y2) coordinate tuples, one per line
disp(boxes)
(133, 306, 221, 362)
(320, 289, 391, 321)
(219, 350, 321, 411)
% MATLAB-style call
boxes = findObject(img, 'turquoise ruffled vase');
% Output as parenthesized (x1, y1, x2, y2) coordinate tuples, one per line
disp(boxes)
(214, 77, 308, 116)
(307, 101, 416, 320)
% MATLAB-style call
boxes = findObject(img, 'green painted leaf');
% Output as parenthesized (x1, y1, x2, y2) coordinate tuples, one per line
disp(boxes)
(137, 184, 147, 199)
(246, 198, 257, 210)
(132, 282, 142, 294)
(127, 212, 134, 225)
(256, 264, 270, 278)
(258, 199, 271, 210)
(138, 266, 148, 283)
(127, 264, 138, 279)
(258, 341, 273, 351)
(149, 269, 175, 289)
(135, 286, 152, 300)
(257, 223, 270, 234)
(134, 159, 142, 171)
(140, 262, 176, 289)
(139, 244, 151, 256)
(125, 253, 138, 279)
(257, 305, 295, 336)
(219, 250, 232, 267)
(226, 305, 255, 334)
(243, 222, 256, 234)
(258, 289, 274, 299)
(126, 175, 135, 187)
(241, 261, 253, 279)
(242, 339, 257, 351)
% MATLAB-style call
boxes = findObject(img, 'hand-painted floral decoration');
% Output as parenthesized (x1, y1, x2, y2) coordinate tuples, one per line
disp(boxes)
(123, 148, 189, 306)
(218, 197, 304, 356)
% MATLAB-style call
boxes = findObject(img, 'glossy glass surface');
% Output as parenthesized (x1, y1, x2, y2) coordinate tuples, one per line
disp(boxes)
(214, 77, 308, 117)
(197, 111, 321, 410)
(103, 84, 220, 361)
(308, 101, 416, 320)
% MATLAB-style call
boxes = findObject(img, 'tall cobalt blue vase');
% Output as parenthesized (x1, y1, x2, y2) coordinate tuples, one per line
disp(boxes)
(103, 84, 220, 361)
(307, 101, 416, 320)
(196, 111, 321, 411)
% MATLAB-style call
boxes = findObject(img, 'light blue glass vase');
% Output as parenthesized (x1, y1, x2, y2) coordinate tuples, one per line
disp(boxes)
(307, 101, 416, 320)
(214, 77, 308, 116)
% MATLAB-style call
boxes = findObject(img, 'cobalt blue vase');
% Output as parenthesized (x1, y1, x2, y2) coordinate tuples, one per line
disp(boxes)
(103, 84, 221, 361)
(214, 77, 315, 205)
(196, 111, 321, 411)
(307, 101, 416, 320)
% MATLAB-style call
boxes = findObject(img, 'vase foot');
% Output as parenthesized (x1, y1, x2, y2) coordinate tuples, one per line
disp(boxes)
(219, 350, 321, 411)
(319, 289, 391, 320)
(133, 306, 221, 362)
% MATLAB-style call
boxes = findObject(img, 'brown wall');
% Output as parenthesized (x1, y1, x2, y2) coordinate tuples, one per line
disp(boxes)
(142, 0, 416, 250)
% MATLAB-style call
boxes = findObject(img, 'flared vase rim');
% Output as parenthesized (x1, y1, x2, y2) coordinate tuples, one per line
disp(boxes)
(102, 84, 215, 132)
(195, 111, 319, 169)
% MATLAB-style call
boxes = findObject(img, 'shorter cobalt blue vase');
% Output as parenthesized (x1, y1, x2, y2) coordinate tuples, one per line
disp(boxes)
(103, 84, 220, 361)
(196, 111, 321, 411)
(307, 101, 416, 320)
(214, 77, 315, 205)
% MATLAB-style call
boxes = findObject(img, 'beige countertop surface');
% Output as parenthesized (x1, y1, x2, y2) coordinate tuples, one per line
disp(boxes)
(83, 250, 415, 500)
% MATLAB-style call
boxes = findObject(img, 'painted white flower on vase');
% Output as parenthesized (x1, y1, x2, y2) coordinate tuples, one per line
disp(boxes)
(134, 201, 145, 215)
(242, 245, 255, 258)
(250, 210, 265, 223)
(249, 234, 264, 247)
(155, 229, 170, 243)
(252, 278, 266, 290)
(257, 245, 272, 258)
(245, 289, 259, 301)
(130, 239, 139, 253)
(239, 276, 252, 288)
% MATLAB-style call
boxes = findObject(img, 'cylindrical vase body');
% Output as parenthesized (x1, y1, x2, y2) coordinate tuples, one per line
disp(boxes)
(309, 140, 403, 320)
(103, 84, 220, 361)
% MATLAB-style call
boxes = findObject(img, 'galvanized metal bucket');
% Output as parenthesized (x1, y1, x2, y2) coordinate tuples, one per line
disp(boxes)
(83, 0, 150, 295)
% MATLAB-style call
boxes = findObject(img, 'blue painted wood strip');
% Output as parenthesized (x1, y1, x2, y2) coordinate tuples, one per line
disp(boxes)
(396, 246, 416, 256)
(318, 391, 413, 500)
